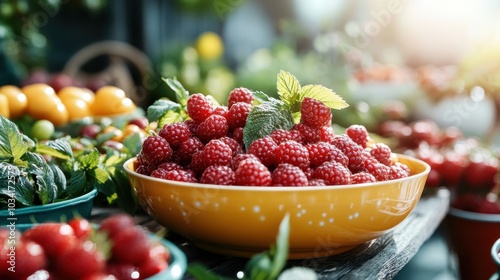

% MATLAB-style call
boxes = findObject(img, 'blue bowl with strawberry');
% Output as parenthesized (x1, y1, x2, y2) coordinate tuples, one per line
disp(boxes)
(0, 215, 187, 279)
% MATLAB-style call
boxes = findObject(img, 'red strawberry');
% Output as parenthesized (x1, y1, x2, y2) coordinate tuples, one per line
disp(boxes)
(54, 240, 106, 278)
(22, 223, 76, 259)
(6, 241, 46, 279)
(106, 263, 140, 280)
(110, 227, 151, 265)
(68, 218, 92, 240)
(462, 159, 498, 191)
(99, 214, 136, 239)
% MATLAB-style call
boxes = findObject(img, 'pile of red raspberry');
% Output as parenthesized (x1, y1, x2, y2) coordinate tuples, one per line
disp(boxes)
(134, 88, 411, 186)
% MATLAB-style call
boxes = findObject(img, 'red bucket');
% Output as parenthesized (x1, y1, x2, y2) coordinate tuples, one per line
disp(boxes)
(445, 207, 500, 280)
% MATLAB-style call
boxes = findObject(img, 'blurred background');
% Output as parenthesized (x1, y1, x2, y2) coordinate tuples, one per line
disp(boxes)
(2, 0, 500, 140)
(2, 1, 500, 278)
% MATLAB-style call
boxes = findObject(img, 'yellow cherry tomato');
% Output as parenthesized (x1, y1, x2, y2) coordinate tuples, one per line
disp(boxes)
(121, 124, 142, 140)
(0, 94, 10, 118)
(0, 85, 27, 118)
(196, 32, 224, 60)
(58, 86, 95, 105)
(61, 98, 92, 121)
(112, 97, 137, 114)
(22, 83, 59, 119)
(91, 86, 128, 116)
(45, 101, 69, 126)
(102, 126, 124, 142)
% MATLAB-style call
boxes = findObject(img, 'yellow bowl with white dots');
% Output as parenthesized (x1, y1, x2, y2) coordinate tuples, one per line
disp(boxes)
(124, 154, 430, 259)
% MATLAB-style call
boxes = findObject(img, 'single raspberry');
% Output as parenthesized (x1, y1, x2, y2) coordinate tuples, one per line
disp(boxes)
(187, 93, 213, 123)
(320, 126, 335, 144)
(389, 164, 410, 180)
(370, 143, 392, 166)
(395, 161, 411, 174)
(231, 127, 244, 144)
(176, 137, 204, 165)
(157, 162, 184, 172)
(196, 114, 228, 143)
(293, 123, 320, 144)
(363, 156, 391, 181)
(201, 139, 233, 168)
(151, 169, 198, 182)
(159, 122, 191, 148)
(300, 97, 332, 128)
(234, 159, 272, 186)
(308, 179, 326, 186)
(346, 125, 370, 148)
(303, 166, 315, 180)
(247, 136, 278, 167)
(140, 135, 173, 166)
(200, 165, 235, 185)
(212, 106, 229, 120)
(232, 153, 260, 170)
(351, 172, 376, 184)
(314, 161, 351, 185)
(331, 135, 364, 172)
(306, 142, 347, 167)
(135, 164, 154, 176)
(184, 119, 199, 135)
(270, 129, 302, 145)
(228, 102, 252, 130)
(275, 140, 310, 170)
(189, 151, 206, 176)
(228, 87, 253, 108)
(272, 164, 308, 186)
(219, 136, 243, 156)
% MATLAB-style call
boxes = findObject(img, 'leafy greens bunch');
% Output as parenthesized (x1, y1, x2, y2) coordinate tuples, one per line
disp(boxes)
(0, 115, 121, 210)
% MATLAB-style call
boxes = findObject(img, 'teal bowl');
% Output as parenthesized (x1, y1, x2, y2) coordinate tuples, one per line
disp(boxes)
(4, 222, 187, 280)
(0, 188, 98, 225)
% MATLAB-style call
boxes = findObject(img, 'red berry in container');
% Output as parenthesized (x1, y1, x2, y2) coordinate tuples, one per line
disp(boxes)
(228, 102, 252, 130)
(140, 135, 173, 166)
(159, 122, 191, 148)
(228, 87, 253, 108)
(187, 93, 213, 123)
(300, 97, 332, 128)
(275, 140, 310, 170)
(272, 163, 308, 186)
(314, 161, 351, 185)
(248, 136, 278, 167)
(234, 159, 272, 186)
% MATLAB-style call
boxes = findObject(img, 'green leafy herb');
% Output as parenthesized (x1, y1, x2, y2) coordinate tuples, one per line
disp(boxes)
(146, 99, 182, 124)
(243, 98, 294, 149)
(36, 138, 73, 160)
(276, 70, 301, 108)
(243, 71, 348, 149)
(163, 77, 190, 108)
(0, 115, 28, 165)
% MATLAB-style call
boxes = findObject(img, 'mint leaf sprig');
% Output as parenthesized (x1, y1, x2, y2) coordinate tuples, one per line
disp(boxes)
(243, 70, 349, 149)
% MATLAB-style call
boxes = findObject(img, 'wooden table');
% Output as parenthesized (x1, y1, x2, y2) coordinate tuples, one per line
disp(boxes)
(91, 188, 451, 280)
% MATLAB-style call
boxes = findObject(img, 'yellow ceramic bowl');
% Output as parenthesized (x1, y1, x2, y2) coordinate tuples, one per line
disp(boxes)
(124, 154, 430, 259)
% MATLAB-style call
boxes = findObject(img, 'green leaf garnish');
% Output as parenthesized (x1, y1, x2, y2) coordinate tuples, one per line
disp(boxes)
(163, 77, 190, 108)
(276, 70, 301, 108)
(243, 98, 294, 149)
(0, 115, 28, 164)
(78, 149, 100, 170)
(158, 110, 184, 128)
(146, 99, 182, 124)
(298, 84, 348, 110)
(36, 138, 74, 160)
(243, 71, 348, 148)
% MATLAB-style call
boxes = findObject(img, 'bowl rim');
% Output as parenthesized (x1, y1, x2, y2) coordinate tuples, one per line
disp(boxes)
(492, 238, 500, 267)
(123, 153, 430, 191)
(448, 206, 500, 222)
(0, 188, 98, 216)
